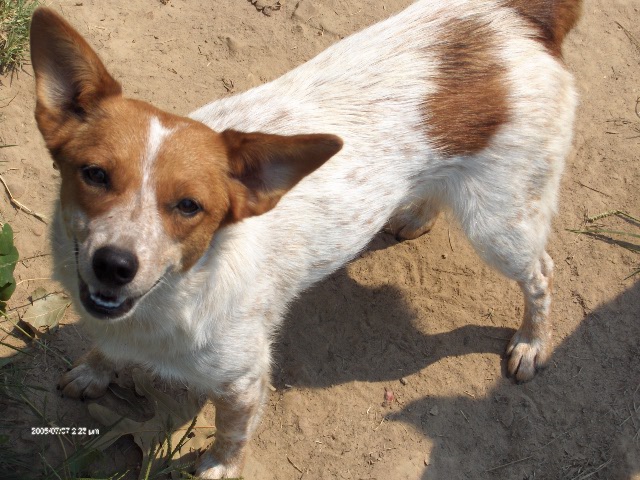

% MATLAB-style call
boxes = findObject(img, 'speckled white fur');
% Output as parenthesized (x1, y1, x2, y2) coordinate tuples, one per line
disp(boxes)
(53, 0, 577, 477)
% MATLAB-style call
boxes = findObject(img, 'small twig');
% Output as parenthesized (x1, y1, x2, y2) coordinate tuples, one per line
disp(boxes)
(586, 209, 640, 224)
(615, 21, 640, 53)
(485, 455, 533, 472)
(626, 406, 639, 443)
(619, 413, 634, 427)
(570, 366, 583, 378)
(20, 252, 52, 262)
(287, 455, 303, 473)
(4, 290, 66, 312)
(570, 458, 612, 480)
(447, 227, 454, 251)
(568, 228, 640, 239)
(0, 93, 18, 108)
(221, 78, 235, 92)
(574, 180, 612, 198)
(0, 174, 48, 223)
(16, 277, 52, 286)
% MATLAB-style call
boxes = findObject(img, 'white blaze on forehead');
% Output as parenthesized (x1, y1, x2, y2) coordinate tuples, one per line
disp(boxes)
(143, 116, 174, 188)
(110, 115, 177, 287)
(133, 116, 174, 248)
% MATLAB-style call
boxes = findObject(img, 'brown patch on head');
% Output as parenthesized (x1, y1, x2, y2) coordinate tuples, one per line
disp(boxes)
(423, 17, 509, 157)
(54, 99, 162, 220)
(153, 122, 232, 271)
(30, 5, 343, 276)
(505, 0, 583, 56)
(29, 7, 145, 222)
(154, 126, 343, 272)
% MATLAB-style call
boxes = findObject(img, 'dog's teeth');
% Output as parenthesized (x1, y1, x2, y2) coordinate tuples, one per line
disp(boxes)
(90, 293, 125, 309)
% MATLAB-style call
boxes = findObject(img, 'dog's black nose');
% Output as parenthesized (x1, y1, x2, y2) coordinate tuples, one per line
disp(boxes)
(92, 246, 139, 287)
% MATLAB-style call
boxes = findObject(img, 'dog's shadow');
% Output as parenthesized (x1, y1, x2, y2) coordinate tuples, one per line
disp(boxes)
(7, 231, 637, 479)
(276, 266, 640, 479)
(274, 264, 512, 389)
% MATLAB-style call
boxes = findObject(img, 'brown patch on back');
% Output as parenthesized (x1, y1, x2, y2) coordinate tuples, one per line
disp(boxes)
(423, 17, 509, 157)
(505, 0, 583, 56)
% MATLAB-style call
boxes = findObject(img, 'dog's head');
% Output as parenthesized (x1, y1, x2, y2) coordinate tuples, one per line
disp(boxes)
(30, 8, 342, 321)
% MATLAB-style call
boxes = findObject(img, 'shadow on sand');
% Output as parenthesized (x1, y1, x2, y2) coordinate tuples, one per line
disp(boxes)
(276, 252, 639, 478)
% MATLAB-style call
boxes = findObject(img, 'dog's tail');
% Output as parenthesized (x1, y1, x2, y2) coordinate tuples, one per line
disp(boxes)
(505, 0, 583, 54)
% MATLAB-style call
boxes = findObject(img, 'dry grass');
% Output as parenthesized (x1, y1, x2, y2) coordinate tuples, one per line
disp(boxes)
(0, 0, 39, 74)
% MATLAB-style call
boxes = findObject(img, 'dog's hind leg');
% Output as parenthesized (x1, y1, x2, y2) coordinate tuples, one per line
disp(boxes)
(451, 184, 556, 382)
(506, 250, 554, 381)
(386, 199, 440, 241)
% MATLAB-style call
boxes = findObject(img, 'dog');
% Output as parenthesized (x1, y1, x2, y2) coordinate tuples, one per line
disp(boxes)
(30, 0, 581, 477)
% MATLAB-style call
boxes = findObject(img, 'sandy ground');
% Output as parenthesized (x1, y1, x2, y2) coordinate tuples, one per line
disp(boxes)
(1, 0, 639, 478)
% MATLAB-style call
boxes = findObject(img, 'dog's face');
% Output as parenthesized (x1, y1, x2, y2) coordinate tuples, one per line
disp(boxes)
(51, 99, 234, 320)
(30, 8, 342, 321)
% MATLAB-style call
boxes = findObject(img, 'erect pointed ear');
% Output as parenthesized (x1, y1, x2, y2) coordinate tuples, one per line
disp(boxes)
(220, 130, 343, 223)
(30, 8, 121, 138)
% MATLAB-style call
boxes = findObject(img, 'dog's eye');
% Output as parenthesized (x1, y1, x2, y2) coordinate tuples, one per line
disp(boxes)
(81, 166, 109, 187)
(176, 198, 201, 217)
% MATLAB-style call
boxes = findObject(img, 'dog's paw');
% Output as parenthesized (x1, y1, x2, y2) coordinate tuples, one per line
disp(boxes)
(195, 451, 243, 479)
(385, 214, 439, 241)
(506, 330, 549, 382)
(58, 361, 112, 399)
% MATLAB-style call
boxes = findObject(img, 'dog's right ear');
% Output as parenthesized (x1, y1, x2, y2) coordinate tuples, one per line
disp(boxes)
(30, 8, 121, 144)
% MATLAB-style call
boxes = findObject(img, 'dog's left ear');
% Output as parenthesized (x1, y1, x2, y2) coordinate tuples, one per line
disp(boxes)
(221, 130, 343, 223)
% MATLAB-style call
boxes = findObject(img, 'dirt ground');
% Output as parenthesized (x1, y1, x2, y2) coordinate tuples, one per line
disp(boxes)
(1, 0, 639, 479)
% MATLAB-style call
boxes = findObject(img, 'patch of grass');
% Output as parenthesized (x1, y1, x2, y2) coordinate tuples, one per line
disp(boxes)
(0, 355, 43, 480)
(569, 210, 640, 279)
(0, 0, 39, 74)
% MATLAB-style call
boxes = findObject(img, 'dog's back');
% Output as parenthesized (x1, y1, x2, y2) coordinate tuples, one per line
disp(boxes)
(191, 0, 581, 276)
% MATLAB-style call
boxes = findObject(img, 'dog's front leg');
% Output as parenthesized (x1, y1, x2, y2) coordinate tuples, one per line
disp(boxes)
(196, 373, 269, 479)
(58, 347, 114, 399)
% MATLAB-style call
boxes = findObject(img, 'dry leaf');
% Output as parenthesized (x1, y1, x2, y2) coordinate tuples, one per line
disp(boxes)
(88, 368, 216, 479)
(21, 288, 70, 335)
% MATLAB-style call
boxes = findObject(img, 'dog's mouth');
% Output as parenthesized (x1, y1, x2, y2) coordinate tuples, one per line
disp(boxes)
(77, 275, 137, 319)
(74, 241, 162, 320)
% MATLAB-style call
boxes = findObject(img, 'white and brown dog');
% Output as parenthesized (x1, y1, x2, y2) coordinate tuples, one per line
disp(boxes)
(30, 0, 581, 477)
